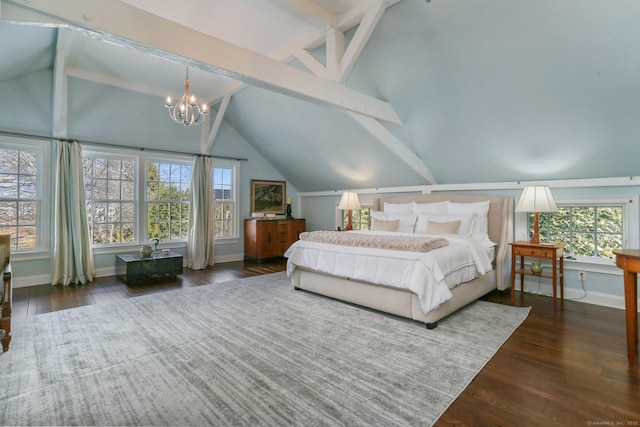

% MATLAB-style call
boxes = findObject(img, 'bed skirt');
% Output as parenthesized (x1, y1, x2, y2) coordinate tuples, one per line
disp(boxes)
(292, 267, 497, 327)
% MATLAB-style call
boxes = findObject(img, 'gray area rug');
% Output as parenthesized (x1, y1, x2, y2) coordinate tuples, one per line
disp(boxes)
(0, 272, 530, 426)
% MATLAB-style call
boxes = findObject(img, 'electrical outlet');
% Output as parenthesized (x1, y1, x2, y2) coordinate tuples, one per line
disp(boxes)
(578, 271, 586, 281)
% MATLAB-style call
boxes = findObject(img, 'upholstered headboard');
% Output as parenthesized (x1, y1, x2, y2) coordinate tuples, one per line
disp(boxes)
(373, 193, 514, 290)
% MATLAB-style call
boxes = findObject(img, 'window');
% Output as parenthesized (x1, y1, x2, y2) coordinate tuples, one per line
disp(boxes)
(519, 196, 638, 263)
(0, 145, 41, 251)
(146, 161, 191, 241)
(213, 160, 238, 239)
(536, 206, 622, 260)
(84, 155, 136, 245)
(342, 207, 372, 230)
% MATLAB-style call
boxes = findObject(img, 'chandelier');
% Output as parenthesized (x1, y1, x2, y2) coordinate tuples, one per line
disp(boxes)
(164, 67, 208, 126)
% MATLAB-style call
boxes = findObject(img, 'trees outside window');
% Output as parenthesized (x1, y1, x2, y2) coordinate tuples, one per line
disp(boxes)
(83, 155, 136, 245)
(0, 146, 40, 250)
(536, 206, 623, 260)
(146, 161, 191, 241)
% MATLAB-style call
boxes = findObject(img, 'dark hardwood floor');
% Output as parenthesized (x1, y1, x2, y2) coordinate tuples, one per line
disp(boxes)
(11, 259, 640, 426)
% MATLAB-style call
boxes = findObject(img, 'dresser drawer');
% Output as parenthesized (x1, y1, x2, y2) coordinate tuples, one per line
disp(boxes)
(513, 247, 555, 258)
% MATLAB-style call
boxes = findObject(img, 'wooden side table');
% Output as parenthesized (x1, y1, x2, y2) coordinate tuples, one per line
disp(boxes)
(510, 241, 565, 305)
(612, 249, 639, 363)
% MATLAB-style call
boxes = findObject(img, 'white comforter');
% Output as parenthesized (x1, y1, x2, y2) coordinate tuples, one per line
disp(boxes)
(284, 230, 494, 314)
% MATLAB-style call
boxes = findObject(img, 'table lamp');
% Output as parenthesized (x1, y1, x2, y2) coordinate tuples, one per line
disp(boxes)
(515, 185, 558, 243)
(338, 192, 361, 231)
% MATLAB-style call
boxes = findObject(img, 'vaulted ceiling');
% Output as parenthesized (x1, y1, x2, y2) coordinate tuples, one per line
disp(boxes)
(1, 0, 639, 192)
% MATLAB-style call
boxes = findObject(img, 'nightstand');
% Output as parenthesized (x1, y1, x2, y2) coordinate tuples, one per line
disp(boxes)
(510, 241, 565, 305)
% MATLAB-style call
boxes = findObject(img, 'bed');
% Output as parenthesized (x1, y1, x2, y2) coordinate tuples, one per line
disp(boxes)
(284, 193, 513, 328)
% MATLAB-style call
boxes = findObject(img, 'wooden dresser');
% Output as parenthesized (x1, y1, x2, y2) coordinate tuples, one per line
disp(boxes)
(244, 219, 305, 260)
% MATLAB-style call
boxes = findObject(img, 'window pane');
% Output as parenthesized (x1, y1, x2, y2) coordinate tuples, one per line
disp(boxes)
(572, 207, 595, 232)
(122, 202, 134, 222)
(598, 234, 622, 259)
(0, 202, 17, 223)
(19, 151, 38, 175)
(0, 174, 17, 199)
(0, 150, 18, 174)
(122, 180, 134, 200)
(94, 179, 108, 200)
(18, 226, 36, 249)
(597, 207, 622, 233)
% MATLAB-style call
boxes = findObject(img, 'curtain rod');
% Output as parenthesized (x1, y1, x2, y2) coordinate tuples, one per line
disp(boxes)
(0, 129, 248, 162)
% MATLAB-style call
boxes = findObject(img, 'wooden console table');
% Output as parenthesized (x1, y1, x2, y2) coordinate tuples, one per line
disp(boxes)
(116, 251, 183, 285)
(510, 241, 565, 305)
(613, 249, 639, 363)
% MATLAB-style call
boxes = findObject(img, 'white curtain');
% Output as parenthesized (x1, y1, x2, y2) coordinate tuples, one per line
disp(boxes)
(188, 156, 215, 270)
(52, 140, 95, 286)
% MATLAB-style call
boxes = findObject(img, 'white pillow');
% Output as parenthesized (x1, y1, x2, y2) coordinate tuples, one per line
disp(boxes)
(447, 200, 490, 217)
(415, 213, 474, 236)
(447, 200, 490, 240)
(371, 211, 416, 233)
(412, 201, 448, 215)
(384, 202, 413, 214)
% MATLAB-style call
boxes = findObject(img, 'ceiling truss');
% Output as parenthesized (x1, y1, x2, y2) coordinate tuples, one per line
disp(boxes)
(1, 0, 436, 184)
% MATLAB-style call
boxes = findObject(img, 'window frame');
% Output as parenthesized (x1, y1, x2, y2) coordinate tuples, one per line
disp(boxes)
(212, 159, 239, 243)
(83, 149, 139, 248)
(145, 158, 193, 243)
(515, 195, 639, 269)
(0, 137, 50, 257)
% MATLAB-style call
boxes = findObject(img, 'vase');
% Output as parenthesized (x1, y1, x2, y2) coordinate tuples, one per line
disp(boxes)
(530, 262, 543, 274)
(140, 245, 154, 257)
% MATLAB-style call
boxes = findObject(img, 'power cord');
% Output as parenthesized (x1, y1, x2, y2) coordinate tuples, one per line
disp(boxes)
(524, 271, 588, 301)
(567, 273, 587, 301)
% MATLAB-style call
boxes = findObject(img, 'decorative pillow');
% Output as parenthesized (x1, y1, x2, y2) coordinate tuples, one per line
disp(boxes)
(384, 202, 413, 214)
(447, 200, 491, 240)
(415, 213, 474, 236)
(426, 220, 460, 235)
(412, 201, 448, 215)
(371, 218, 400, 232)
(372, 211, 416, 233)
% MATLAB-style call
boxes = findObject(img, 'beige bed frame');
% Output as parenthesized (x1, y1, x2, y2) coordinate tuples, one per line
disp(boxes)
(291, 193, 513, 328)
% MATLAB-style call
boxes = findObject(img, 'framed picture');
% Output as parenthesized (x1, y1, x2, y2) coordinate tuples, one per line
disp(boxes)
(250, 180, 286, 214)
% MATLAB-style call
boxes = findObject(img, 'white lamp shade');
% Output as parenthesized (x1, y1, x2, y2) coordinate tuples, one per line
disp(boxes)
(337, 192, 361, 210)
(515, 186, 558, 213)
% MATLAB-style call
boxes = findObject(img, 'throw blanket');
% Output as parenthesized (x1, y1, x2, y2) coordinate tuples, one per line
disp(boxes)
(299, 231, 449, 252)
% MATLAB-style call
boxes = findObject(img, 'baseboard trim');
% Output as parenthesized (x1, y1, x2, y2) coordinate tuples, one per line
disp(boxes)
(519, 280, 639, 312)
(12, 253, 246, 288)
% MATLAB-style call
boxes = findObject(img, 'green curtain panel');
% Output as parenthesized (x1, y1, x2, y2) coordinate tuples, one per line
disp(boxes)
(188, 156, 215, 270)
(52, 141, 95, 285)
